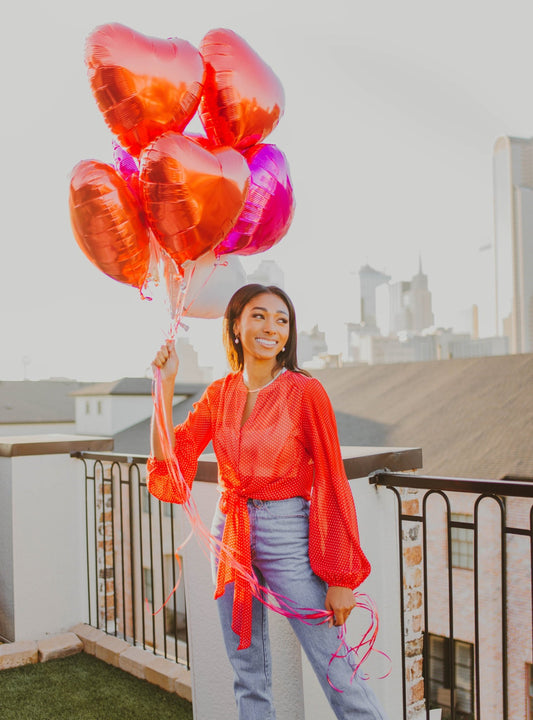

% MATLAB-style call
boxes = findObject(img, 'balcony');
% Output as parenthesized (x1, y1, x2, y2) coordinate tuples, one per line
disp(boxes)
(0, 434, 531, 719)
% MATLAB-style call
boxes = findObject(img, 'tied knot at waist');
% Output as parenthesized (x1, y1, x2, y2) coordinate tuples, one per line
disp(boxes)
(215, 485, 255, 649)
(220, 487, 250, 513)
(219, 486, 249, 515)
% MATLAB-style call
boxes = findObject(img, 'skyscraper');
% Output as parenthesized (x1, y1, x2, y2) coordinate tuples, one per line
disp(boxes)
(247, 259, 285, 288)
(386, 260, 434, 335)
(358, 265, 391, 327)
(410, 257, 434, 332)
(493, 136, 533, 353)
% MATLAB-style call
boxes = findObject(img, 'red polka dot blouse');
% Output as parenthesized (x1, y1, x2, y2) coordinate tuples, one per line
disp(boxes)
(147, 369, 371, 649)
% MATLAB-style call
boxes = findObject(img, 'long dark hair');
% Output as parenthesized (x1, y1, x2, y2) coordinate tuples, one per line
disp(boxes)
(223, 284, 310, 377)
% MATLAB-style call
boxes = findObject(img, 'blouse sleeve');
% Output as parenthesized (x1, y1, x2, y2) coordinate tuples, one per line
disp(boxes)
(146, 380, 221, 504)
(302, 378, 371, 589)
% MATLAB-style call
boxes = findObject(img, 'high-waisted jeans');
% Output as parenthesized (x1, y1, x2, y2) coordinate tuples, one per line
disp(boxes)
(210, 495, 388, 720)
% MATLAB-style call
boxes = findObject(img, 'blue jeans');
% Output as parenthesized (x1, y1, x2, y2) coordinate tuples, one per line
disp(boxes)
(211, 496, 388, 720)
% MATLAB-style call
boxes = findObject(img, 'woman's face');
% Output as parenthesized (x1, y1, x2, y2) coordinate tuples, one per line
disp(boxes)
(233, 292, 290, 365)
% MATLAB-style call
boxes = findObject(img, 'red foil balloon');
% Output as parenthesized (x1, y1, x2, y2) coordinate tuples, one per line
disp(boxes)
(85, 23, 205, 156)
(69, 160, 150, 289)
(199, 28, 284, 149)
(140, 132, 250, 268)
(215, 143, 294, 257)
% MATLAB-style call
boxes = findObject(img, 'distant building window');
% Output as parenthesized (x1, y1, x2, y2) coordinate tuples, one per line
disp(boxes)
(143, 567, 153, 605)
(141, 486, 172, 517)
(141, 486, 150, 514)
(428, 633, 474, 719)
(529, 665, 533, 720)
(451, 513, 474, 570)
(85, 401, 90, 414)
(97, 400, 103, 415)
(163, 554, 187, 640)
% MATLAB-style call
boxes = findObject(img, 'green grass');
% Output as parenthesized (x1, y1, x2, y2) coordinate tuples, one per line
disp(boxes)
(0, 652, 193, 720)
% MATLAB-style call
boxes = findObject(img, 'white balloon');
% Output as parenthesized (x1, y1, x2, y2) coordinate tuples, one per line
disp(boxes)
(182, 252, 247, 319)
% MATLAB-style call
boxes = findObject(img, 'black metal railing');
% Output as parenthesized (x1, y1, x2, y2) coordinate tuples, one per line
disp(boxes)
(371, 471, 533, 720)
(72, 451, 189, 668)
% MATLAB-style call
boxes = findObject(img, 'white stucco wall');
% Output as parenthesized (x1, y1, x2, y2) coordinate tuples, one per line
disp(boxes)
(75, 394, 187, 436)
(0, 452, 88, 641)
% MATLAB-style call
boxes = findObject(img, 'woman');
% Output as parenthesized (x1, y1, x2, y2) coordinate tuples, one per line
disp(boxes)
(148, 284, 387, 719)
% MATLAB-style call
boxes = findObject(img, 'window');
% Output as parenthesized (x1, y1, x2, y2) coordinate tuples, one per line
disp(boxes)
(85, 401, 90, 414)
(451, 513, 474, 570)
(428, 634, 474, 720)
(163, 554, 187, 641)
(529, 665, 533, 720)
(143, 567, 153, 605)
(141, 486, 150, 514)
(97, 400, 103, 414)
(141, 486, 172, 517)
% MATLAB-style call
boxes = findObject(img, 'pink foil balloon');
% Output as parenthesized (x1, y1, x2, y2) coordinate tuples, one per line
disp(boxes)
(139, 132, 250, 268)
(112, 141, 141, 202)
(215, 144, 294, 257)
(69, 160, 150, 289)
(85, 23, 205, 156)
(199, 28, 284, 149)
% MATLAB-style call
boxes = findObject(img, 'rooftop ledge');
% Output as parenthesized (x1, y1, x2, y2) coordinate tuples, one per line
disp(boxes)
(0, 434, 422, 479)
(0, 434, 114, 457)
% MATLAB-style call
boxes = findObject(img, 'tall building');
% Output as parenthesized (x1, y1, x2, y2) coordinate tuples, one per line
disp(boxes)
(358, 265, 390, 327)
(382, 260, 434, 336)
(410, 257, 434, 332)
(388, 280, 412, 335)
(493, 136, 533, 353)
(298, 325, 328, 364)
(247, 259, 285, 288)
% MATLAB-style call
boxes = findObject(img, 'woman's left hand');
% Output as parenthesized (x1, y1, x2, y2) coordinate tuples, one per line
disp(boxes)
(325, 586, 356, 627)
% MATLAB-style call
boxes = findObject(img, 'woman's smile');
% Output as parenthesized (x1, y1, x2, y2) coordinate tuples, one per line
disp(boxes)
(255, 337, 278, 348)
(234, 292, 290, 363)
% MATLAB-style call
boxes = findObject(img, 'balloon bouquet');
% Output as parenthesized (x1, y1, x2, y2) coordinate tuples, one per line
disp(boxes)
(69, 22, 294, 323)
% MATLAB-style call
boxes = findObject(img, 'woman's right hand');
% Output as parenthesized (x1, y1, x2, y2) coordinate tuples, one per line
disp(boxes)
(152, 340, 179, 384)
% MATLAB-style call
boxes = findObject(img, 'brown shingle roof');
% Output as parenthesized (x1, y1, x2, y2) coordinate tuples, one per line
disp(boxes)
(313, 353, 533, 480)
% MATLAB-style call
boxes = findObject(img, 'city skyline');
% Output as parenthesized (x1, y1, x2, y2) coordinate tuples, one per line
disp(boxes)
(3, 0, 533, 381)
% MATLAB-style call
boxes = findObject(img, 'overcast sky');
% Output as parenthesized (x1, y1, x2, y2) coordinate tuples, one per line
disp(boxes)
(2, 0, 533, 381)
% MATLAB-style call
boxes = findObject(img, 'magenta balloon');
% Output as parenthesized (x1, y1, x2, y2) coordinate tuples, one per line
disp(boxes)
(215, 143, 294, 257)
(113, 141, 138, 184)
(112, 140, 143, 207)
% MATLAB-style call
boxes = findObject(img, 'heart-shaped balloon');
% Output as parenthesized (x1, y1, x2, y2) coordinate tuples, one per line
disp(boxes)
(140, 132, 250, 268)
(85, 23, 205, 156)
(69, 160, 150, 289)
(215, 143, 294, 257)
(199, 28, 284, 150)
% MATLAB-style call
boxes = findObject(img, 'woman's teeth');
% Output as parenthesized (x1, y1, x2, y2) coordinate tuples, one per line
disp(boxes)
(256, 338, 277, 347)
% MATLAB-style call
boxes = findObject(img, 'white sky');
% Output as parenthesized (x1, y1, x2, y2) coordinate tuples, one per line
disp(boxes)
(2, 0, 533, 381)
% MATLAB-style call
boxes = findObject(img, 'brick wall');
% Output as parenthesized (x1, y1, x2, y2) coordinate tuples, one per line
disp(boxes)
(401, 488, 426, 718)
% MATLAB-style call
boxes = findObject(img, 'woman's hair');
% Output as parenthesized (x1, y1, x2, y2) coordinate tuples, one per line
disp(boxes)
(223, 284, 310, 377)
